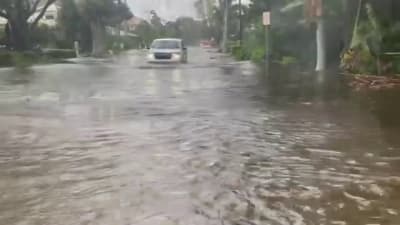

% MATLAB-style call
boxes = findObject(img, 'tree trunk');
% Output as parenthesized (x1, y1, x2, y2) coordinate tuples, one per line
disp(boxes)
(7, 17, 32, 51)
(315, 17, 326, 71)
(221, 0, 229, 53)
(90, 21, 107, 57)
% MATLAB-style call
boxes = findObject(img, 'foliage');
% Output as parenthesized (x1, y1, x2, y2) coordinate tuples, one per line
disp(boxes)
(105, 35, 138, 52)
(174, 17, 205, 45)
(11, 52, 37, 69)
(31, 25, 59, 48)
(250, 48, 265, 64)
(341, 2, 400, 75)
(59, 0, 92, 51)
(0, 49, 76, 68)
(0, 51, 13, 66)
(77, 0, 132, 26)
(42, 49, 76, 59)
(216, 0, 317, 66)
(0, 29, 5, 45)
(75, 0, 132, 56)
(207, 6, 223, 43)
(280, 56, 298, 65)
(341, 48, 374, 74)
(135, 14, 206, 46)
(0, 51, 42, 68)
(232, 45, 249, 61)
(135, 21, 157, 47)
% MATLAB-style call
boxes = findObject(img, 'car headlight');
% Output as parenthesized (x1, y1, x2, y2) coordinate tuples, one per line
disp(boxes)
(147, 54, 154, 59)
(172, 53, 181, 59)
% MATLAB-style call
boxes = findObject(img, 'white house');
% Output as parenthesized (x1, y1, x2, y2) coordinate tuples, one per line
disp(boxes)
(0, 17, 7, 28)
(123, 16, 145, 32)
(0, 2, 60, 28)
(29, 3, 61, 27)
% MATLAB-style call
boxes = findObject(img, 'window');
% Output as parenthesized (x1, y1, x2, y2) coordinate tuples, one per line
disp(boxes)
(151, 40, 181, 49)
(45, 15, 55, 20)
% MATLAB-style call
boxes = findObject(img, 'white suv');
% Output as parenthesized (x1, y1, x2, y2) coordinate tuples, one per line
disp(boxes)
(147, 38, 188, 63)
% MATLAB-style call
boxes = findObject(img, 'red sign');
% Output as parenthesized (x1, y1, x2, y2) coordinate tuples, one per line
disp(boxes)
(305, 0, 323, 19)
(263, 12, 271, 26)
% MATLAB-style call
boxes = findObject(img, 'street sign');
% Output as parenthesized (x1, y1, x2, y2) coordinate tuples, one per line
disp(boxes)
(263, 12, 271, 26)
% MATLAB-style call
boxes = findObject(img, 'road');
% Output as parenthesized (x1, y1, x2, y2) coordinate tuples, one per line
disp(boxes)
(0, 48, 399, 225)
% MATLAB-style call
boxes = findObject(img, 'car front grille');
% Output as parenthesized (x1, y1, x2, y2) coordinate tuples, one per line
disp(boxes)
(154, 53, 172, 60)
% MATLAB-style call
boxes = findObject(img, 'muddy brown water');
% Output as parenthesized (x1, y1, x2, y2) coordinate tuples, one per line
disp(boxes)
(0, 49, 399, 225)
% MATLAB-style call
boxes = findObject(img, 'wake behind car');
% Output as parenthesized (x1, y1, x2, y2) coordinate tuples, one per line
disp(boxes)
(147, 38, 188, 63)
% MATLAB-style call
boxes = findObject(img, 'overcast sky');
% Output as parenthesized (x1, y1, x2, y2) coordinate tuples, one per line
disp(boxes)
(128, 0, 197, 21)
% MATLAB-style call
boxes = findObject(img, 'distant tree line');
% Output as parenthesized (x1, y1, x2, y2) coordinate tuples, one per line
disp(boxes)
(134, 11, 208, 47)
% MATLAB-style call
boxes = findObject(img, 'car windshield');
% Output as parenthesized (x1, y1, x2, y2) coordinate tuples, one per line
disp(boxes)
(151, 40, 180, 49)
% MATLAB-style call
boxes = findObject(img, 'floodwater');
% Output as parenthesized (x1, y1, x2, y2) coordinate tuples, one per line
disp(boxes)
(0, 48, 399, 225)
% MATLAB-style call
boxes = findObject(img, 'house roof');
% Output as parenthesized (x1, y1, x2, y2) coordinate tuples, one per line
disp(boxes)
(36, 0, 61, 12)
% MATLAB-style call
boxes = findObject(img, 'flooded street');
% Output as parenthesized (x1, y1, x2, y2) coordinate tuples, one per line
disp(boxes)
(0, 48, 400, 225)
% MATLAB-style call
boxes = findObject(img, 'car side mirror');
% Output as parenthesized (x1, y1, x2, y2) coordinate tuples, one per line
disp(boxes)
(183, 47, 187, 50)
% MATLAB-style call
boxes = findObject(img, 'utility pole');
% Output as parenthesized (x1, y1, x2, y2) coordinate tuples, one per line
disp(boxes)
(202, 0, 211, 27)
(263, 2, 272, 76)
(238, 0, 242, 45)
(221, 0, 230, 53)
(117, 0, 122, 38)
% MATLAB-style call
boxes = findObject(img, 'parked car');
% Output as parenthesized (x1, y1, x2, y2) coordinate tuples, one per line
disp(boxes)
(200, 40, 212, 48)
(147, 38, 188, 63)
(200, 39, 217, 49)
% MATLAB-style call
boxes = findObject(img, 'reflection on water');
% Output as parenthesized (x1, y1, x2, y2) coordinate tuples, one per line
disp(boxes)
(0, 50, 400, 225)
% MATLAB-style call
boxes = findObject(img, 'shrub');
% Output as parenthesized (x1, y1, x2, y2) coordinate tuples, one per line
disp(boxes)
(12, 52, 36, 69)
(43, 49, 76, 59)
(0, 49, 74, 68)
(250, 48, 265, 64)
(0, 51, 13, 67)
(341, 48, 377, 74)
(232, 45, 250, 61)
(0, 29, 5, 46)
(280, 56, 298, 66)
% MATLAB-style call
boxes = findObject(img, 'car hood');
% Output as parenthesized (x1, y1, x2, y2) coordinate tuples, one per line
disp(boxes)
(149, 49, 181, 54)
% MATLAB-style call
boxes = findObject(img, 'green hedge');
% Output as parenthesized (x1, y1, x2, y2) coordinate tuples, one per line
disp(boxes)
(0, 49, 76, 67)
(232, 46, 250, 61)
(0, 52, 37, 68)
(250, 48, 266, 64)
(0, 51, 13, 67)
(42, 49, 76, 59)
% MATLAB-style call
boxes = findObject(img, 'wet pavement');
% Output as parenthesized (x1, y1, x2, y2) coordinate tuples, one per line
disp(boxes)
(0, 48, 400, 225)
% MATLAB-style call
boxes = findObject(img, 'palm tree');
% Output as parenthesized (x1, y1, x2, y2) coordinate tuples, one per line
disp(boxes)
(307, 0, 326, 71)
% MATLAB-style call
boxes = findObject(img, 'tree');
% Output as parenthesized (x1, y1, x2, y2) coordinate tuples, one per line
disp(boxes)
(76, 0, 132, 56)
(59, 0, 92, 51)
(221, 0, 232, 52)
(194, 0, 216, 27)
(135, 20, 157, 47)
(0, 0, 57, 51)
(200, 0, 232, 51)
(173, 17, 204, 44)
(149, 10, 164, 37)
